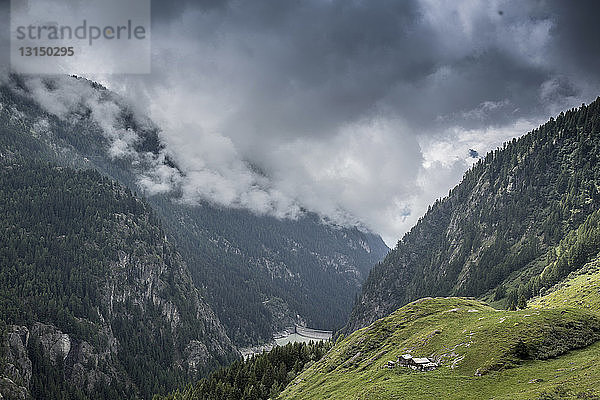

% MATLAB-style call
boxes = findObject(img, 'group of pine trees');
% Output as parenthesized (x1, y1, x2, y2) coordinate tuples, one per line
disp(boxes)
(505, 208, 600, 310)
(156, 341, 331, 400)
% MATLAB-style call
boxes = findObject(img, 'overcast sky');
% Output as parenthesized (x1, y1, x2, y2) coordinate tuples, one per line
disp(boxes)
(5, 0, 600, 246)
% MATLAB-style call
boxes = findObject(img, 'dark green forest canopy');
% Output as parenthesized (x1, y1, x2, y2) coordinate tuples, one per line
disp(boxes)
(0, 164, 149, 330)
(0, 163, 236, 399)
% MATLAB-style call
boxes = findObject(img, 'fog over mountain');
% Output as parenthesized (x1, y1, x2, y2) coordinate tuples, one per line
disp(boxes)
(4, 0, 600, 245)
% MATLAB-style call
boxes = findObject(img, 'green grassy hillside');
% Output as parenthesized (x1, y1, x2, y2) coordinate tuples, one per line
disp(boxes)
(279, 297, 600, 400)
(529, 255, 600, 312)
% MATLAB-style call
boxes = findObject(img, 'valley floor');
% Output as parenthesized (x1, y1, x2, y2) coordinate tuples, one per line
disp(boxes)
(241, 326, 333, 359)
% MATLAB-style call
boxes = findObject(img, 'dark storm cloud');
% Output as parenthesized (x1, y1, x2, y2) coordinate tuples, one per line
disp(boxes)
(145, 0, 600, 139)
(15, 0, 600, 244)
(155, 0, 427, 140)
(531, 0, 600, 80)
(0, 0, 9, 72)
(150, 0, 228, 25)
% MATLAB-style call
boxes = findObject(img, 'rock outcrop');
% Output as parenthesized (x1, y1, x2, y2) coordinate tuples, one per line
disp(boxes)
(2, 326, 32, 393)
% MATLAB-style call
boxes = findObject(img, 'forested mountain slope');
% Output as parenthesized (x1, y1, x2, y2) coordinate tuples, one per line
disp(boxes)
(0, 74, 388, 346)
(346, 97, 600, 332)
(0, 164, 237, 399)
(155, 200, 387, 345)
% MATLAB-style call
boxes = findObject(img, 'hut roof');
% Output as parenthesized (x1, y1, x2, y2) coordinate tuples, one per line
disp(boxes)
(412, 358, 431, 364)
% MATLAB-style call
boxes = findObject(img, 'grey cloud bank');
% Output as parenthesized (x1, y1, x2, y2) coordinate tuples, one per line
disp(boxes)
(11, 0, 600, 245)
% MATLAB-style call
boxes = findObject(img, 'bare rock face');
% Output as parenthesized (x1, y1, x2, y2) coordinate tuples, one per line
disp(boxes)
(102, 249, 237, 369)
(27, 323, 119, 393)
(30, 324, 71, 365)
(0, 323, 120, 399)
(184, 340, 210, 376)
(2, 326, 32, 390)
(65, 339, 116, 393)
(0, 377, 32, 400)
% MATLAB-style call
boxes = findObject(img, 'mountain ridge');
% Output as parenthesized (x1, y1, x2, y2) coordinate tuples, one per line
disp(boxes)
(345, 97, 600, 333)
